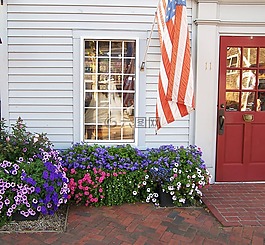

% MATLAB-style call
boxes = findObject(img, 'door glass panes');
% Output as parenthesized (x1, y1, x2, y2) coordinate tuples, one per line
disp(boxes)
(226, 92, 239, 111)
(241, 92, 255, 111)
(84, 39, 136, 142)
(242, 70, 256, 89)
(225, 46, 265, 112)
(243, 48, 257, 67)
(227, 47, 241, 68)
(259, 48, 265, 65)
(226, 70, 240, 89)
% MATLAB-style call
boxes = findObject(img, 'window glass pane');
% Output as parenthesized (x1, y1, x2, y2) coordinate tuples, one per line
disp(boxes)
(84, 108, 96, 123)
(98, 74, 109, 90)
(111, 58, 122, 73)
(84, 125, 96, 140)
(110, 126, 121, 140)
(98, 41, 109, 56)
(226, 92, 239, 111)
(242, 70, 256, 89)
(110, 109, 121, 124)
(84, 58, 96, 73)
(241, 92, 255, 111)
(123, 93, 134, 107)
(226, 70, 239, 89)
(124, 59, 135, 74)
(111, 41, 122, 57)
(84, 75, 96, 90)
(98, 109, 109, 124)
(85, 41, 96, 56)
(98, 126, 109, 140)
(98, 58, 109, 73)
(123, 76, 135, 90)
(85, 92, 96, 107)
(243, 48, 257, 67)
(98, 92, 109, 107)
(124, 42, 135, 57)
(110, 75, 122, 90)
(227, 47, 241, 68)
(123, 125, 134, 140)
(109, 92, 122, 107)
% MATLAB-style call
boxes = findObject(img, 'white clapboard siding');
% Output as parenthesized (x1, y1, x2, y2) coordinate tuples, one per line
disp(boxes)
(6, 0, 193, 149)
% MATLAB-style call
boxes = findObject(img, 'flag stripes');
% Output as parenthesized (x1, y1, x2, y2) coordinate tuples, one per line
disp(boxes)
(156, 0, 195, 130)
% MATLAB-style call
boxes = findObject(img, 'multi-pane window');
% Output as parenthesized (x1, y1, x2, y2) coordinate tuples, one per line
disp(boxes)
(225, 47, 265, 111)
(83, 40, 136, 141)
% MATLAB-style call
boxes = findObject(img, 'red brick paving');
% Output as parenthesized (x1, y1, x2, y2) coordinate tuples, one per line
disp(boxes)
(202, 183, 265, 227)
(0, 184, 265, 244)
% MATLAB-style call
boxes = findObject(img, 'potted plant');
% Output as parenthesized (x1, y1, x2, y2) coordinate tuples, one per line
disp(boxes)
(144, 145, 212, 207)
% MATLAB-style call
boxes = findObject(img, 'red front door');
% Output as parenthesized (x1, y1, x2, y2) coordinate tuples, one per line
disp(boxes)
(216, 36, 265, 182)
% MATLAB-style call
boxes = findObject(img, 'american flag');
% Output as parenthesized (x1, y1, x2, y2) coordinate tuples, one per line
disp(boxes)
(156, 0, 195, 130)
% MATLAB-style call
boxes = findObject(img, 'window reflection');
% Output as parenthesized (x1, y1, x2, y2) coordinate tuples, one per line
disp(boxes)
(84, 40, 136, 141)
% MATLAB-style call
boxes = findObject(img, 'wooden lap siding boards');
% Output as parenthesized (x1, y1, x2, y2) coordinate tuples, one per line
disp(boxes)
(4, 0, 193, 149)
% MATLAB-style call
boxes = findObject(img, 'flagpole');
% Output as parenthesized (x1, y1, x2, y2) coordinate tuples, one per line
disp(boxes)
(140, 12, 157, 71)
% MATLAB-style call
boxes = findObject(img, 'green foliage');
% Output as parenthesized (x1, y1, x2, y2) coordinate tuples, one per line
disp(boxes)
(62, 143, 211, 208)
(0, 117, 52, 162)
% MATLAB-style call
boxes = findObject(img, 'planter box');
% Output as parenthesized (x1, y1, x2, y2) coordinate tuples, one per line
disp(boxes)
(12, 212, 40, 222)
(157, 186, 175, 207)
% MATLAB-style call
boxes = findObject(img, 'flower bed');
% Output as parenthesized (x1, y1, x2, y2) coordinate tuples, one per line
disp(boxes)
(61, 143, 212, 207)
(0, 118, 69, 227)
(0, 117, 212, 228)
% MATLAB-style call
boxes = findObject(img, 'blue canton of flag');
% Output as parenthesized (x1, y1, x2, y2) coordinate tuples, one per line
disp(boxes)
(165, 0, 186, 22)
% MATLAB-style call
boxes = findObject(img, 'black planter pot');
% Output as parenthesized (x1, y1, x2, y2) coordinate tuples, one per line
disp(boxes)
(12, 211, 40, 221)
(157, 186, 175, 207)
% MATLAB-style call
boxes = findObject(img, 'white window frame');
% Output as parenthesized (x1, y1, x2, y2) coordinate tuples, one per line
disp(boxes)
(79, 36, 140, 146)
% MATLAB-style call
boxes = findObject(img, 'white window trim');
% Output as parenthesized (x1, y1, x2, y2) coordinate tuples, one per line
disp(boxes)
(75, 32, 146, 147)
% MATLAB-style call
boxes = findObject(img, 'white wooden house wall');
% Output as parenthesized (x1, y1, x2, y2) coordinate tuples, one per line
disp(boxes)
(0, 0, 194, 149)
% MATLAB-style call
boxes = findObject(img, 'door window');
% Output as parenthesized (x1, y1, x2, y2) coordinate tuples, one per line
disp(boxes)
(225, 47, 265, 112)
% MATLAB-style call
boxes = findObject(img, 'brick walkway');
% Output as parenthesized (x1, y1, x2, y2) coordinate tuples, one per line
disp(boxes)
(202, 183, 265, 227)
(0, 201, 265, 244)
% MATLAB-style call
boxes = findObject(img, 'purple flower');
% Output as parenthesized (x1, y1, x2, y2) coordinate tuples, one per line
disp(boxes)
(41, 206, 48, 215)
(43, 170, 49, 180)
(35, 187, 41, 193)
